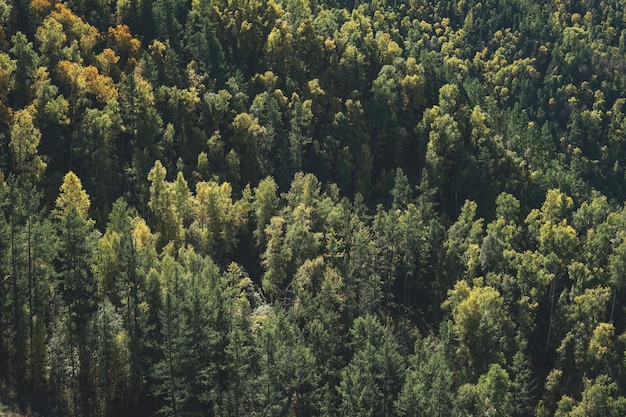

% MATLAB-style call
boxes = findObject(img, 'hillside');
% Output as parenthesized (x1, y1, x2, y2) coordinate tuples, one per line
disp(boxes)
(2, 0, 626, 415)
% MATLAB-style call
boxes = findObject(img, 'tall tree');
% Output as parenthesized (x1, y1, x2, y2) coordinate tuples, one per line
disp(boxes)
(54, 171, 97, 417)
(339, 315, 405, 417)
(396, 335, 454, 417)
(443, 279, 514, 380)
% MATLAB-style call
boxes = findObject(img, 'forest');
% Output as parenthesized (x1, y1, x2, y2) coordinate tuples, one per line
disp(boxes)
(1, 0, 626, 415)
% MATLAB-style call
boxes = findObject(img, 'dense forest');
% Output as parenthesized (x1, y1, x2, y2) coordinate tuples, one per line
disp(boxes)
(1, 0, 626, 415)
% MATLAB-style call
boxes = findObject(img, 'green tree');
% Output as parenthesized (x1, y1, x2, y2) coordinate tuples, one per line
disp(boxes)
(54, 171, 98, 417)
(419, 86, 465, 209)
(22, 184, 56, 396)
(102, 198, 150, 408)
(183, 0, 225, 80)
(339, 315, 405, 417)
(75, 102, 123, 222)
(9, 32, 39, 107)
(147, 161, 184, 248)
(262, 215, 292, 302)
(190, 179, 248, 259)
(443, 280, 513, 380)
(152, 274, 189, 417)
(219, 263, 258, 416)
(555, 375, 626, 417)
(346, 221, 383, 318)
(251, 309, 318, 417)
(230, 112, 269, 186)
(444, 200, 484, 287)
(253, 176, 279, 248)
(90, 299, 128, 417)
(0, 175, 57, 404)
(119, 70, 164, 206)
(476, 363, 513, 417)
(288, 93, 313, 174)
(396, 335, 454, 417)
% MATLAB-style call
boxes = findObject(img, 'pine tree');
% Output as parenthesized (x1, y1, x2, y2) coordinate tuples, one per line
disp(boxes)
(339, 315, 405, 417)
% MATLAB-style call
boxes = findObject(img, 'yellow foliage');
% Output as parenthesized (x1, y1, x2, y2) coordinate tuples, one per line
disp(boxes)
(10, 106, 47, 180)
(83, 65, 118, 101)
(57, 61, 118, 102)
(255, 71, 278, 90)
(588, 322, 614, 359)
(96, 48, 120, 74)
(31, 0, 54, 17)
(93, 231, 122, 295)
(132, 217, 155, 251)
(115, 329, 129, 350)
(108, 24, 141, 55)
(308, 78, 325, 97)
(55, 171, 91, 218)
(376, 32, 402, 65)
(51, 4, 99, 54)
(192, 180, 247, 255)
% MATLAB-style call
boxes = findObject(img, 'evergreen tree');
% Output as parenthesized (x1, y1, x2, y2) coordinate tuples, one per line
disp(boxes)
(339, 315, 405, 417)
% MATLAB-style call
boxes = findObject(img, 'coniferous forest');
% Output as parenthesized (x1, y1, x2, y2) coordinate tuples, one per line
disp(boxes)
(2, 0, 626, 415)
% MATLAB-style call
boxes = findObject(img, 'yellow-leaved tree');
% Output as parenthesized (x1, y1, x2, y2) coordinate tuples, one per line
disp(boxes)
(9, 106, 46, 181)
(55, 171, 91, 219)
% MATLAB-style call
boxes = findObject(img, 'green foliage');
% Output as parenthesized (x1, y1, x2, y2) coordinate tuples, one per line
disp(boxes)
(396, 335, 453, 417)
(339, 315, 405, 417)
(4, 0, 626, 416)
(443, 279, 513, 379)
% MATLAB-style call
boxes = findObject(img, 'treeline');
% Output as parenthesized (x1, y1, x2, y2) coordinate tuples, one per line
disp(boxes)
(2, 0, 626, 415)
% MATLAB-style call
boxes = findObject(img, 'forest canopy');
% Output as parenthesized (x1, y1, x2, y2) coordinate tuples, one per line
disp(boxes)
(2, 0, 626, 415)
